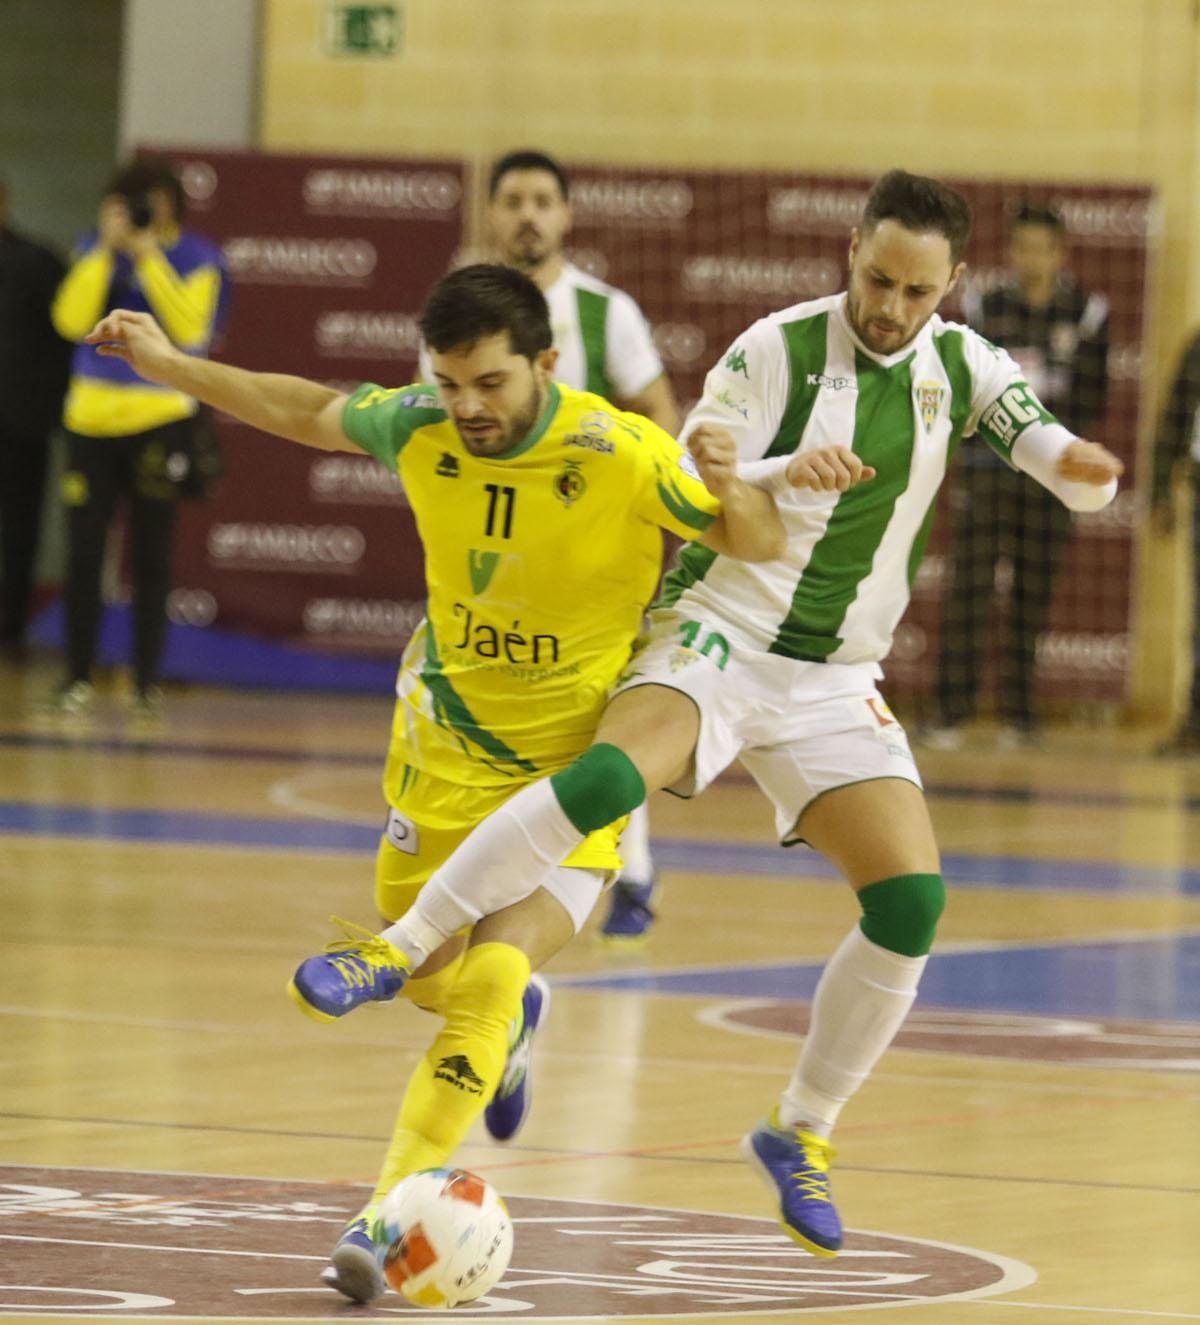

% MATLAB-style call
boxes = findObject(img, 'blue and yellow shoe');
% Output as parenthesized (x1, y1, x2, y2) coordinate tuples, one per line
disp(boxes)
(599, 877, 657, 945)
(484, 974, 550, 1141)
(287, 917, 411, 1023)
(320, 1215, 385, 1303)
(741, 1109, 843, 1257)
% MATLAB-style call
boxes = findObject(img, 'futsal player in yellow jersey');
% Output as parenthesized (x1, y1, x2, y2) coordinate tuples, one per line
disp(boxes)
(87, 264, 786, 1304)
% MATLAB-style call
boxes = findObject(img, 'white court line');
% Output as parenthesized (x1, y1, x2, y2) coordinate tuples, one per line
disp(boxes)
(266, 768, 381, 826)
(981, 1301, 1200, 1320)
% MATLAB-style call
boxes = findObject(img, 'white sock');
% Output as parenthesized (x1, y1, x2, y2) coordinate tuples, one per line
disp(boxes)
(618, 803, 655, 883)
(381, 778, 583, 965)
(779, 926, 927, 1138)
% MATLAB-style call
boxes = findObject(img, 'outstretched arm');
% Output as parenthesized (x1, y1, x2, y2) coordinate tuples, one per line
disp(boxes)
(689, 424, 786, 560)
(87, 308, 355, 452)
(1011, 424, 1123, 512)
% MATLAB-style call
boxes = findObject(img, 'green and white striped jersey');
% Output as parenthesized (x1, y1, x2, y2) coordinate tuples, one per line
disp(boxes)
(419, 262, 665, 401)
(665, 292, 1067, 667)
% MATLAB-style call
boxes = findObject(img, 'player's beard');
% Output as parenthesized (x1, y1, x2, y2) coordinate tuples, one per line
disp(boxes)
(456, 380, 545, 456)
(504, 223, 553, 273)
(846, 290, 914, 355)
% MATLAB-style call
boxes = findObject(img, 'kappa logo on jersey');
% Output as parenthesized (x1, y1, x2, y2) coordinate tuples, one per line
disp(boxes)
(725, 346, 750, 377)
(806, 373, 857, 391)
(436, 452, 460, 477)
(915, 380, 946, 432)
(554, 459, 587, 507)
(384, 808, 420, 856)
(468, 549, 501, 594)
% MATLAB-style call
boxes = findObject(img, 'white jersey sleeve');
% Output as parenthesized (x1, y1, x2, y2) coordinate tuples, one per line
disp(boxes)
(603, 288, 666, 399)
(679, 317, 791, 462)
(960, 325, 1116, 511)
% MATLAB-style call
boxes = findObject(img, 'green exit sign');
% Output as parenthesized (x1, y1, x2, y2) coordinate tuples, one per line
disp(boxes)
(326, 4, 403, 56)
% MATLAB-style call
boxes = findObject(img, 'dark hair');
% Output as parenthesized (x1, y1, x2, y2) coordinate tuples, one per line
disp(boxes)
(862, 169, 972, 263)
(106, 154, 185, 221)
(1011, 202, 1066, 236)
(420, 263, 553, 359)
(488, 149, 570, 201)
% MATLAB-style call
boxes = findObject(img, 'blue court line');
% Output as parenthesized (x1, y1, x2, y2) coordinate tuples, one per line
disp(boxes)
(3, 799, 1200, 896)
(0, 731, 379, 767)
(558, 934, 1200, 1023)
(0, 801, 380, 853)
(4, 729, 1200, 813)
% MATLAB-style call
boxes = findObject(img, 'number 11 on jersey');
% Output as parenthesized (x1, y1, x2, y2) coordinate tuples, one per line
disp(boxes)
(484, 484, 516, 538)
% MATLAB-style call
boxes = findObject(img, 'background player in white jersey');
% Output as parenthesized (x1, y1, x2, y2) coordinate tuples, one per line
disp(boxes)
(473, 147, 683, 942)
(359, 170, 1124, 1259)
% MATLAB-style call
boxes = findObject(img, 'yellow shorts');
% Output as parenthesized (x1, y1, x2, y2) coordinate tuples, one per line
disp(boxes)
(375, 760, 625, 923)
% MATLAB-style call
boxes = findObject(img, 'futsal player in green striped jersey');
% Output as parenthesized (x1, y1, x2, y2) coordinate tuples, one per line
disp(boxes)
(344, 169, 1125, 1257)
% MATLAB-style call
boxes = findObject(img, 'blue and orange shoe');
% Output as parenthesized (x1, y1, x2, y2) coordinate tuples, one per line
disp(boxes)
(599, 877, 657, 945)
(484, 974, 550, 1141)
(320, 1215, 385, 1303)
(287, 917, 411, 1022)
(741, 1109, 843, 1257)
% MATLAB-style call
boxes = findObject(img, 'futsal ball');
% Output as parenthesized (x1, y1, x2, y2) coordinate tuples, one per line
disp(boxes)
(371, 1167, 514, 1308)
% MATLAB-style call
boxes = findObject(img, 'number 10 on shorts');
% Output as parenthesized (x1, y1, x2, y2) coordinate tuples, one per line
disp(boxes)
(678, 620, 730, 670)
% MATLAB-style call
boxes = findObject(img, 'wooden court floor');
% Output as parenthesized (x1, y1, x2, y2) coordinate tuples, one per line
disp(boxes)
(1, 659, 1198, 1323)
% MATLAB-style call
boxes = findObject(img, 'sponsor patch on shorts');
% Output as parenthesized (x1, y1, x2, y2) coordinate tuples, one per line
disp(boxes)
(384, 807, 420, 855)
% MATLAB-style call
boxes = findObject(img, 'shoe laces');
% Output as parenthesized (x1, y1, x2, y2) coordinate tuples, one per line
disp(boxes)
(322, 916, 407, 985)
(784, 1126, 836, 1204)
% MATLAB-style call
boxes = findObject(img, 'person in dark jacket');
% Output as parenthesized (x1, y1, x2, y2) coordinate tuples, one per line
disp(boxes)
(924, 203, 1110, 749)
(0, 177, 71, 661)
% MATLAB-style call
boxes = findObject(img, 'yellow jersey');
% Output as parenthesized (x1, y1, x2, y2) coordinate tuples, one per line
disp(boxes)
(342, 381, 721, 789)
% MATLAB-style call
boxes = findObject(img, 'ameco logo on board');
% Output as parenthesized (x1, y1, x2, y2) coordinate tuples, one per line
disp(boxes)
(309, 455, 406, 505)
(222, 236, 377, 285)
(572, 177, 694, 224)
(767, 185, 869, 231)
(304, 597, 425, 641)
(314, 310, 421, 357)
(0, 1166, 1036, 1318)
(303, 168, 462, 216)
(682, 254, 840, 300)
(206, 523, 365, 571)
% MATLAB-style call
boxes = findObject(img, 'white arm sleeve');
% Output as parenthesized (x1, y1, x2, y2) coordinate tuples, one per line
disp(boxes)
(1011, 421, 1118, 512)
(604, 289, 667, 399)
(680, 318, 791, 461)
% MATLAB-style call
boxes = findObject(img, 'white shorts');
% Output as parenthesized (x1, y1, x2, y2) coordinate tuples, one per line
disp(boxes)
(612, 613, 922, 845)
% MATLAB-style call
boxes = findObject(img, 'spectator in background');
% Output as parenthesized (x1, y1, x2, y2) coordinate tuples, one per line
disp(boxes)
(924, 204, 1110, 750)
(44, 155, 229, 720)
(1150, 329, 1200, 754)
(423, 148, 681, 942)
(0, 176, 71, 662)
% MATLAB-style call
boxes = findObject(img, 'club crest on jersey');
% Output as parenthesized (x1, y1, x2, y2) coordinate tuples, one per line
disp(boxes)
(436, 452, 460, 477)
(915, 380, 945, 433)
(554, 459, 587, 507)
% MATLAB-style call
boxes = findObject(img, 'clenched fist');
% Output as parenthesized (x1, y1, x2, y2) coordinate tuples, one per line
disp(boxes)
(786, 445, 877, 492)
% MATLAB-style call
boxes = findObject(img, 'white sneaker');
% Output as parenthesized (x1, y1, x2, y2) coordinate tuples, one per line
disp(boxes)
(918, 724, 964, 751)
(995, 725, 1038, 751)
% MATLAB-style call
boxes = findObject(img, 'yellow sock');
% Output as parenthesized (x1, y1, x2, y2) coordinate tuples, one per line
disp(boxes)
(369, 942, 531, 1205)
(401, 947, 465, 1017)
